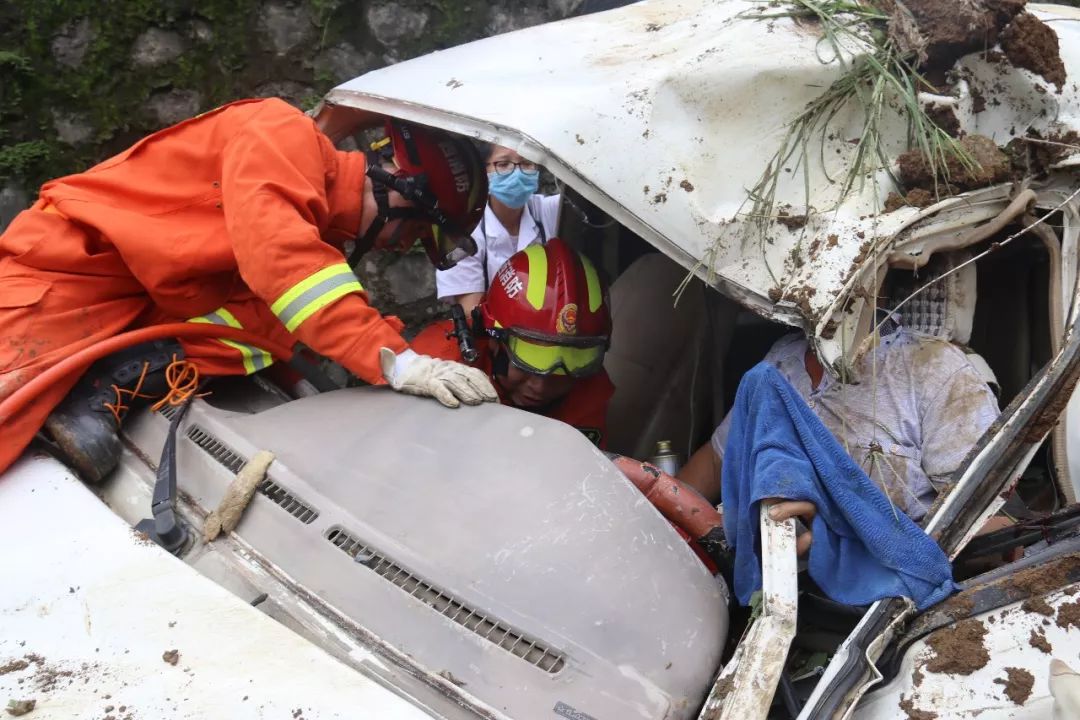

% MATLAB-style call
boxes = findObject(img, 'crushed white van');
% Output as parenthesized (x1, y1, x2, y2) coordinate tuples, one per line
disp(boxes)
(3, 1, 1080, 718)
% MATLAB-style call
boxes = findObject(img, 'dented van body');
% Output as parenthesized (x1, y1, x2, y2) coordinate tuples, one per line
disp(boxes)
(3, 1, 1080, 718)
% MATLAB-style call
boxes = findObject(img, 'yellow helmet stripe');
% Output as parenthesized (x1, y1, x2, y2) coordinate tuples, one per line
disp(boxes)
(580, 254, 602, 312)
(524, 244, 548, 310)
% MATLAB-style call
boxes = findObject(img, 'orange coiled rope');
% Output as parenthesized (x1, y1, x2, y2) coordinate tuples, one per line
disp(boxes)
(101, 356, 208, 426)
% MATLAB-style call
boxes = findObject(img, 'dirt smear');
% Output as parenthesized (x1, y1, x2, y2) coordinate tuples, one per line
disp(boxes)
(994, 666, 1035, 705)
(1028, 628, 1053, 654)
(1056, 598, 1080, 630)
(5, 699, 36, 717)
(924, 618, 989, 675)
(0, 659, 29, 676)
(899, 695, 938, 720)
(162, 649, 179, 666)
(777, 208, 807, 231)
(1000, 12, 1066, 91)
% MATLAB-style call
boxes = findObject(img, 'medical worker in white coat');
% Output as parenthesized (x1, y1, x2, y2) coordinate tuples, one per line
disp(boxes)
(435, 143, 560, 314)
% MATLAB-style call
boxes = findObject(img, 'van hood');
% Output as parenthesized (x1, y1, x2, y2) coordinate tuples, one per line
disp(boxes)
(316, 0, 1080, 368)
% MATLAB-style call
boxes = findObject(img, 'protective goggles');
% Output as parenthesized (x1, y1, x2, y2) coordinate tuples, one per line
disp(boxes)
(502, 333, 607, 378)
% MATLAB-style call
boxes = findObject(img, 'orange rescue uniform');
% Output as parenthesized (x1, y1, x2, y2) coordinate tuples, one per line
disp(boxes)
(0, 98, 409, 473)
(411, 319, 614, 448)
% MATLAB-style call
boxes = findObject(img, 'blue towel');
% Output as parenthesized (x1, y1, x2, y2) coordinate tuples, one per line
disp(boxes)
(722, 363, 957, 610)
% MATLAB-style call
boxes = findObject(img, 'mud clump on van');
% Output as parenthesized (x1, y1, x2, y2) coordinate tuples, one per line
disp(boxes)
(1028, 628, 1053, 653)
(898, 696, 938, 720)
(885, 0, 1025, 70)
(994, 666, 1034, 705)
(1008, 130, 1080, 178)
(1000, 12, 1067, 91)
(1056, 598, 1080, 630)
(884, 188, 935, 213)
(897, 135, 1010, 194)
(924, 618, 989, 675)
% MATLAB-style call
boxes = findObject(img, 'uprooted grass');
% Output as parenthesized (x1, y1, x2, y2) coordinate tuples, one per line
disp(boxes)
(736, 0, 978, 272)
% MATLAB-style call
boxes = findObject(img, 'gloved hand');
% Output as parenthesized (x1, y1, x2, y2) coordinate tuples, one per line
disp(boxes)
(379, 348, 499, 408)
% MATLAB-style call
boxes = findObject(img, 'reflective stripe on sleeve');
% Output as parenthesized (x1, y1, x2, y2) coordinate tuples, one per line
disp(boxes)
(188, 308, 273, 375)
(270, 263, 364, 333)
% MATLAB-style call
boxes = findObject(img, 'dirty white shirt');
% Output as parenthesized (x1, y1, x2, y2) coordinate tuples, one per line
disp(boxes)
(711, 329, 1000, 521)
(435, 194, 561, 301)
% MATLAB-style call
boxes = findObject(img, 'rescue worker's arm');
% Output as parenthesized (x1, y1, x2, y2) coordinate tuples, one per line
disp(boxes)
(221, 102, 407, 385)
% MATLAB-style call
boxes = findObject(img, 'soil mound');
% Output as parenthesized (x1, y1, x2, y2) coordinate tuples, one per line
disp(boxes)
(888, 0, 1025, 70)
(924, 618, 989, 675)
(897, 134, 1010, 194)
(1000, 12, 1067, 90)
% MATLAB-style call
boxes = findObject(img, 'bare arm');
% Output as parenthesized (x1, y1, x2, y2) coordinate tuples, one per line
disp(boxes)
(678, 444, 722, 505)
(453, 292, 485, 316)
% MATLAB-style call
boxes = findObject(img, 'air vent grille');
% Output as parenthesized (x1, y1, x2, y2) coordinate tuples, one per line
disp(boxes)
(260, 478, 319, 524)
(326, 525, 565, 673)
(185, 424, 319, 524)
(157, 403, 179, 420)
(186, 425, 245, 473)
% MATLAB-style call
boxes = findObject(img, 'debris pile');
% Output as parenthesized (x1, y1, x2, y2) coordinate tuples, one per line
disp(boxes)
(874, 0, 1071, 209)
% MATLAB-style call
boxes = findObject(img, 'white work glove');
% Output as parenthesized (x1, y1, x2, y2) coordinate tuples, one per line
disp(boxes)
(379, 348, 499, 408)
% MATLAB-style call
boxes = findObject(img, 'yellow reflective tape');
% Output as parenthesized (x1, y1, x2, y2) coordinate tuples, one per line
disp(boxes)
(523, 244, 548, 310)
(187, 307, 273, 374)
(580, 255, 602, 312)
(218, 338, 272, 375)
(282, 281, 361, 332)
(271, 263, 360, 318)
(215, 307, 243, 328)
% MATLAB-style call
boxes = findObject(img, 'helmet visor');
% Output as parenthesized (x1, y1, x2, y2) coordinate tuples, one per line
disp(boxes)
(505, 335, 606, 378)
(425, 224, 478, 271)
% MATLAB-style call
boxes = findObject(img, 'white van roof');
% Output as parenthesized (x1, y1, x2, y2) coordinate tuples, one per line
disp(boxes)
(318, 0, 1080, 365)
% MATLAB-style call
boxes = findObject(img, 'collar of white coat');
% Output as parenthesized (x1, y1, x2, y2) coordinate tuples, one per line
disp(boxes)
(477, 196, 543, 251)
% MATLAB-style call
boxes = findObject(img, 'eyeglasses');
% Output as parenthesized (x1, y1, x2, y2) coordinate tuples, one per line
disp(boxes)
(488, 160, 539, 176)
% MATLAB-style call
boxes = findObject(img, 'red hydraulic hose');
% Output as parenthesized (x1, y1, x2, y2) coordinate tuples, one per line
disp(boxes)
(610, 455, 724, 541)
(0, 324, 295, 425)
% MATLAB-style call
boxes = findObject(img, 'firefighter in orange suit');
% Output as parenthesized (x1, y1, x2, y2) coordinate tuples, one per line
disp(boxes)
(0, 98, 496, 482)
(411, 238, 615, 448)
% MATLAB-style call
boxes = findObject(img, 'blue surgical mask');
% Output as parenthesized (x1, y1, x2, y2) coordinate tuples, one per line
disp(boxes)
(488, 169, 539, 209)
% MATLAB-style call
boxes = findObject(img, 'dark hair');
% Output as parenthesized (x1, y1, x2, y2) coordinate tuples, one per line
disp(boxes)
(472, 139, 495, 162)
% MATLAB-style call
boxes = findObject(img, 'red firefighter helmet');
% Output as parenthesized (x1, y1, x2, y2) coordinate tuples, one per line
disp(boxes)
(478, 237, 611, 377)
(357, 119, 488, 270)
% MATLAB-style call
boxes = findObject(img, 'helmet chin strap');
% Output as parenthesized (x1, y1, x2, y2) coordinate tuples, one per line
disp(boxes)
(349, 158, 435, 267)
(492, 344, 511, 378)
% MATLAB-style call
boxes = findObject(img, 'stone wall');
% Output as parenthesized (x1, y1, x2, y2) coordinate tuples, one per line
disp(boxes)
(0, 0, 584, 325)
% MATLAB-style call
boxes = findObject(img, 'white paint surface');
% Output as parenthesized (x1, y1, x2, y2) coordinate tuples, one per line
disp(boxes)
(0, 455, 433, 719)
